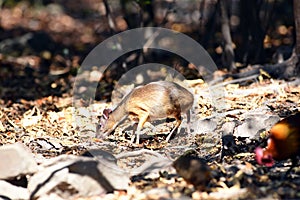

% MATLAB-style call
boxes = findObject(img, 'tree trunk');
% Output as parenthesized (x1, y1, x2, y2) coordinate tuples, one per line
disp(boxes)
(220, 0, 236, 72)
(294, 0, 300, 56)
(292, 0, 300, 77)
(226, 0, 299, 80)
(240, 0, 265, 65)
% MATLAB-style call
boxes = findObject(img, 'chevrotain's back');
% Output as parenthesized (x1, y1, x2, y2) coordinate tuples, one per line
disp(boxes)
(125, 81, 193, 120)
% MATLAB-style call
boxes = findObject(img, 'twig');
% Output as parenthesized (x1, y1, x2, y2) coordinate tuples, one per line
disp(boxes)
(116, 149, 165, 159)
(128, 156, 172, 176)
(208, 74, 259, 91)
(103, 0, 117, 33)
(115, 149, 173, 176)
(143, 29, 160, 54)
(5, 115, 19, 130)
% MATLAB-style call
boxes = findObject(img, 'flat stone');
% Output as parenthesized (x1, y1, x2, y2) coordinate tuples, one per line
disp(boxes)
(192, 118, 217, 134)
(30, 167, 105, 200)
(0, 143, 38, 179)
(221, 122, 238, 157)
(221, 121, 237, 135)
(28, 154, 129, 199)
(234, 108, 280, 139)
(0, 180, 30, 199)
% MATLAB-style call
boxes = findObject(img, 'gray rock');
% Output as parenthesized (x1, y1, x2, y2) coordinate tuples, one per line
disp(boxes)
(192, 118, 217, 134)
(28, 154, 129, 200)
(143, 187, 172, 199)
(221, 121, 237, 135)
(192, 118, 221, 158)
(234, 107, 280, 139)
(30, 167, 105, 199)
(0, 143, 38, 179)
(0, 180, 30, 199)
(221, 121, 238, 156)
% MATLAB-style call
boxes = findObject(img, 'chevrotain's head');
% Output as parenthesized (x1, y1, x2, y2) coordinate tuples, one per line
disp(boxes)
(99, 108, 114, 136)
(255, 147, 275, 167)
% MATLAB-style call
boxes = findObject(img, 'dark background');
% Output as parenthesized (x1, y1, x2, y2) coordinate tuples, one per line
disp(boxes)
(0, 0, 295, 102)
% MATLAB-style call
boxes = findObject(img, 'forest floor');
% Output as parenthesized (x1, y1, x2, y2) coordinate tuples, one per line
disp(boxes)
(1, 75, 300, 199)
(0, 2, 300, 199)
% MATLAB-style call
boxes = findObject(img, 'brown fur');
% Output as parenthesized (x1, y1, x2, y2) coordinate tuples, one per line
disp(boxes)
(100, 81, 194, 144)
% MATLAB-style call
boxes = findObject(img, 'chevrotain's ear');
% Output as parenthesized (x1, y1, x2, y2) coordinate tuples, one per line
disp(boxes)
(103, 108, 112, 120)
